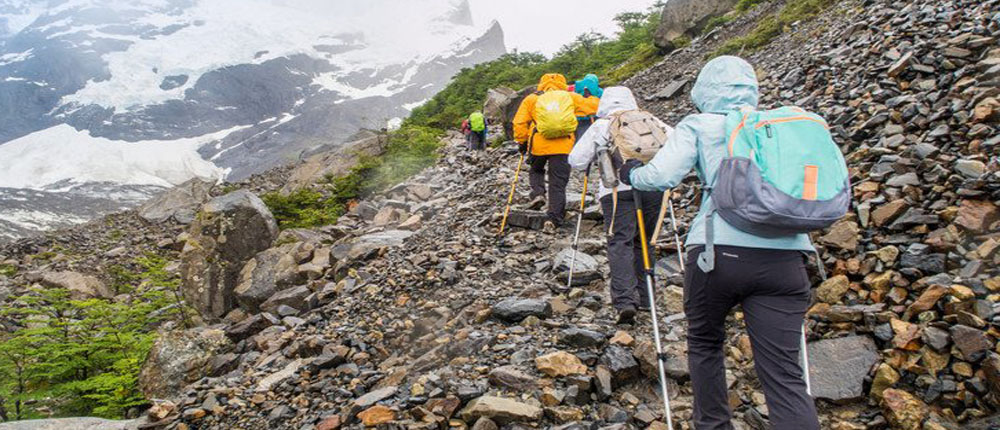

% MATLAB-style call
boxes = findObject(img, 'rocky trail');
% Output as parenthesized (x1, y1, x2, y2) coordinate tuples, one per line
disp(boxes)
(1, 0, 999, 429)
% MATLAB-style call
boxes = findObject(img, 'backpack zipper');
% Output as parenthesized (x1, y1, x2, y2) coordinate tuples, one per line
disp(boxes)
(754, 116, 829, 129)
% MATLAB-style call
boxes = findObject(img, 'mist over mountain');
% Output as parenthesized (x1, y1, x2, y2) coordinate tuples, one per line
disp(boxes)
(0, 0, 506, 240)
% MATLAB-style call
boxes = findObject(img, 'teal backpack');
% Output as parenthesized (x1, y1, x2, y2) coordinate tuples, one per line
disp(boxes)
(699, 106, 851, 272)
(469, 112, 486, 133)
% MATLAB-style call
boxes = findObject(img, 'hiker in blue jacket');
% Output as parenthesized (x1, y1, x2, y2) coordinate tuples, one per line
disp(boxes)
(619, 56, 820, 430)
(574, 74, 603, 142)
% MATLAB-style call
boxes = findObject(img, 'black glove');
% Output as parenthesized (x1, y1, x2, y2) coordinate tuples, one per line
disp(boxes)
(619, 159, 642, 186)
(518, 143, 528, 155)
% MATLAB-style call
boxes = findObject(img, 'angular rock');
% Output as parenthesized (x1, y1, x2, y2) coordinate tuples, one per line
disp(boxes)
(492, 298, 552, 323)
(816, 275, 850, 304)
(459, 396, 543, 424)
(558, 328, 606, 348)
(807, 336, 879, 402)
(950, 325, 992, 362)
(234, 242, 311, 313)
(139, 178, 214, 224)
(38, 271, 111, 300)
(819, 220, 859, 251)
(881, 388, 928, 430)
(599, 345, 640, 385)
(488, 366, 536, 390)
(535, 351, 587, 377)
(259, 285, 312, 314)
(954, 200, 999, 233)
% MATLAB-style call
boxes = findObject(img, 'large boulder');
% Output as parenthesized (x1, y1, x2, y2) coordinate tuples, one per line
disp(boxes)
(138, 178, 214, 224)
(653, 0, 739, 50)
(500, 86, 537, 141)
(234, 242, 315, 313)
(138, 327, 232, 400)
(37, 271, 111, 300)
(483, 87, 518, 125)
(180, 191, 279, 320)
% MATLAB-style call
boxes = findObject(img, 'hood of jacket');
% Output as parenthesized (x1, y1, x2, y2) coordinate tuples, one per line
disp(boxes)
(691, 56, 759, 113)
(596, 86, 638, 118)
(575, 73, 604, 98)
(537, 73, 569, 92)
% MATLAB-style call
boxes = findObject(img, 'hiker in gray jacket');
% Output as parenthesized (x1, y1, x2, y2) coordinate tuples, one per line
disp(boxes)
(568, 86, 673, 324)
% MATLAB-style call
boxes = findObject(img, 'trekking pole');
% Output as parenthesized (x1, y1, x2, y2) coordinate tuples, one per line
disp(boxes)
(566, 164, 592, 289)
(650, 191, 686, 274)
(633, 189, 674, 430)
(498, 148, 527, 237)
(801, 321, 812, 396)
(667, 199, 685, 273)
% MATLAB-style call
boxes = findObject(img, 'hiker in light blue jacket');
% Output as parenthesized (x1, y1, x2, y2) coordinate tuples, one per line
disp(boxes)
(619, 56, 820, 430)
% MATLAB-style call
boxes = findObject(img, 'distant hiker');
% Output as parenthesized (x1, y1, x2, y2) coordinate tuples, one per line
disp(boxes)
(573, 73, 604, 142)
(566, 80, 576, 93)
(461, 118, 472, 147)
(513, 73, 599, 231)
(468, 111, 488, 151)
(621, 56, 848, 430)
(569, 86, 672, 324)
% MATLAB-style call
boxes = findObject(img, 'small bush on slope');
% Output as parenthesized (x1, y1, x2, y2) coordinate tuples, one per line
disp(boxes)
(0, 254, 190, 420)
(264, 125, 443, 229)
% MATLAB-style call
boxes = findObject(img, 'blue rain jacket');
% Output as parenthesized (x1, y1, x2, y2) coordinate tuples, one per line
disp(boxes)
(628, 56, 814, 251)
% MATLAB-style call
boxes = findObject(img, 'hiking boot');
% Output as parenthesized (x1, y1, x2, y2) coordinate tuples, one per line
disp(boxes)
(543, 220, 557, 234)
(527, 195, 546, 210)
(617, 305, 637, 325)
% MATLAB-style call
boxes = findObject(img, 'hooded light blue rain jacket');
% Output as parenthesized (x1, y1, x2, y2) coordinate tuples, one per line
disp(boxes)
(575, 74, 604, 98)
(628, 56, 814, 251)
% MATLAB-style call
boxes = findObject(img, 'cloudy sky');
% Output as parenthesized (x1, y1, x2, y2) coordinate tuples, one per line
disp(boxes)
(469, 0, 661, 55)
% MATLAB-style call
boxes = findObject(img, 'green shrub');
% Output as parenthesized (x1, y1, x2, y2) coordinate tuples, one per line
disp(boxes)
(0, 264, 15, 277)
(735, 0, 768, 13)
(263, 125, 444, 230)
(0, 254, 189, 420)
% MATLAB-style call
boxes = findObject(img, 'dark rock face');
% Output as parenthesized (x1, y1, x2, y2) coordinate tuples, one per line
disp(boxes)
(180, 190, 278, 320)
(653, 0, 739, 50)
(138, 327, 232, 401)
(807, 336, 880, 402)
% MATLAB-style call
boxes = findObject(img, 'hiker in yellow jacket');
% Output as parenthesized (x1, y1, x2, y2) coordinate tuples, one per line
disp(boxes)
(513, 73, 599, 230)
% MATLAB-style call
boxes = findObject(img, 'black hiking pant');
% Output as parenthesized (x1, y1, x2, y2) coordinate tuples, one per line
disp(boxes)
(684, 245, 819, 430)
(468, 131, 486, 150)
(600, 190, 661, 311)
(529, 154, 570, 225)
(575, 117, 594, 142)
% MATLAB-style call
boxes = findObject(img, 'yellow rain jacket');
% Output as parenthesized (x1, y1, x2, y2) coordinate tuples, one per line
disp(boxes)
(513, 73, 600, 156)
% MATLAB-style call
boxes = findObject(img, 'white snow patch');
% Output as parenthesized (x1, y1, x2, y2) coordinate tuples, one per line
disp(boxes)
(0, 209, 89, 231)
(402, 99, 430, 111)
(57, 0, 489, 110)
(0, 124, 250, 190)
(0, 49, 34, 66)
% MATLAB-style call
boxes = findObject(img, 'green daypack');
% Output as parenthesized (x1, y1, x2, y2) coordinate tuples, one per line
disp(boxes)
(712, 106, 850, 236)
(698, 106, 851, 273)
(469, 112, 486, 133)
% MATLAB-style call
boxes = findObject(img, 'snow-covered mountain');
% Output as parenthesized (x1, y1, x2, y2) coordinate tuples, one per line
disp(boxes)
(0, 0, 506, 240)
